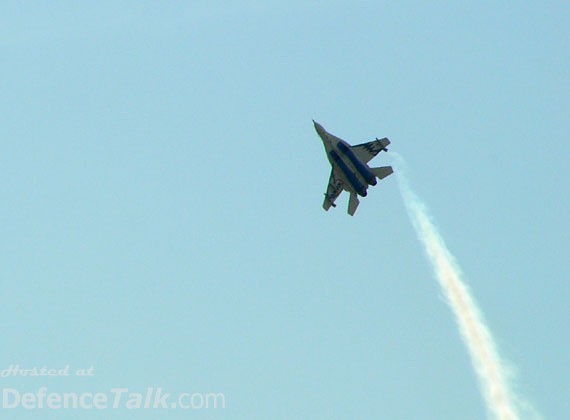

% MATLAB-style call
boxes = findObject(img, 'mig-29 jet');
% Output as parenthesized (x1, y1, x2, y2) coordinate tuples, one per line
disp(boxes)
(313, 120, 393, 216)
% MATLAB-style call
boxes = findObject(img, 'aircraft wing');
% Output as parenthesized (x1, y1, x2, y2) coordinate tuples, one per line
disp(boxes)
(351, 137, 391, 163)
(323, 169, 344, 211)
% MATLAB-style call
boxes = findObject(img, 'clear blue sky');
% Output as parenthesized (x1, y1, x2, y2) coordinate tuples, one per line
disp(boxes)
(2, 2, 568, 419)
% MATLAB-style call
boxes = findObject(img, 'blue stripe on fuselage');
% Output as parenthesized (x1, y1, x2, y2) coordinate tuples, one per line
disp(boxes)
(329, 150, 367, 197)
(337, 142, 377, 186)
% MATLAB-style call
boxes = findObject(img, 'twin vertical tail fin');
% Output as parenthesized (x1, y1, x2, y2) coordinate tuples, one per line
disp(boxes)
(347, 167, 393, 215)
(348, 166, 394, 216)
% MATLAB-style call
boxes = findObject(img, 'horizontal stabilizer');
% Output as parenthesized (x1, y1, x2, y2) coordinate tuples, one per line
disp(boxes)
(371, 166, 393, 180)
(348, 192, 360, 216)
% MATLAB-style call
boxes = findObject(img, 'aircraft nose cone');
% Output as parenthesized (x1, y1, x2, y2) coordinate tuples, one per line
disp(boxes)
(313, 120, 325, 137)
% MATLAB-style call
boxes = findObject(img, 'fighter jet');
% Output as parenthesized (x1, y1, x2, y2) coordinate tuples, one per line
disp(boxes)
(313, 120, 393, 215)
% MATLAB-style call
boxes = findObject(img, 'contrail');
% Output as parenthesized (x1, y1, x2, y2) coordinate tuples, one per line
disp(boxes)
(392, 154, 536, 420)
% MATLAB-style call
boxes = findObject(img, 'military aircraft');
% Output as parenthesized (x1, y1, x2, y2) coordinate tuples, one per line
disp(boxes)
(313, 120, 393, 215)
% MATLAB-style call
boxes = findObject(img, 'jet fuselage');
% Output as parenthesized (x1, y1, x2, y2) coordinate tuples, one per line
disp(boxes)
(313, 121, 377, 197)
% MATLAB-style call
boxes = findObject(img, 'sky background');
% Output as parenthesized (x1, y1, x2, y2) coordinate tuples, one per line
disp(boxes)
(2, 2, 569, 419)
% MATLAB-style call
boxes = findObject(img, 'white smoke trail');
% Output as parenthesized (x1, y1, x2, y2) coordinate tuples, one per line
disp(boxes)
(392, 154, 534, 420)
